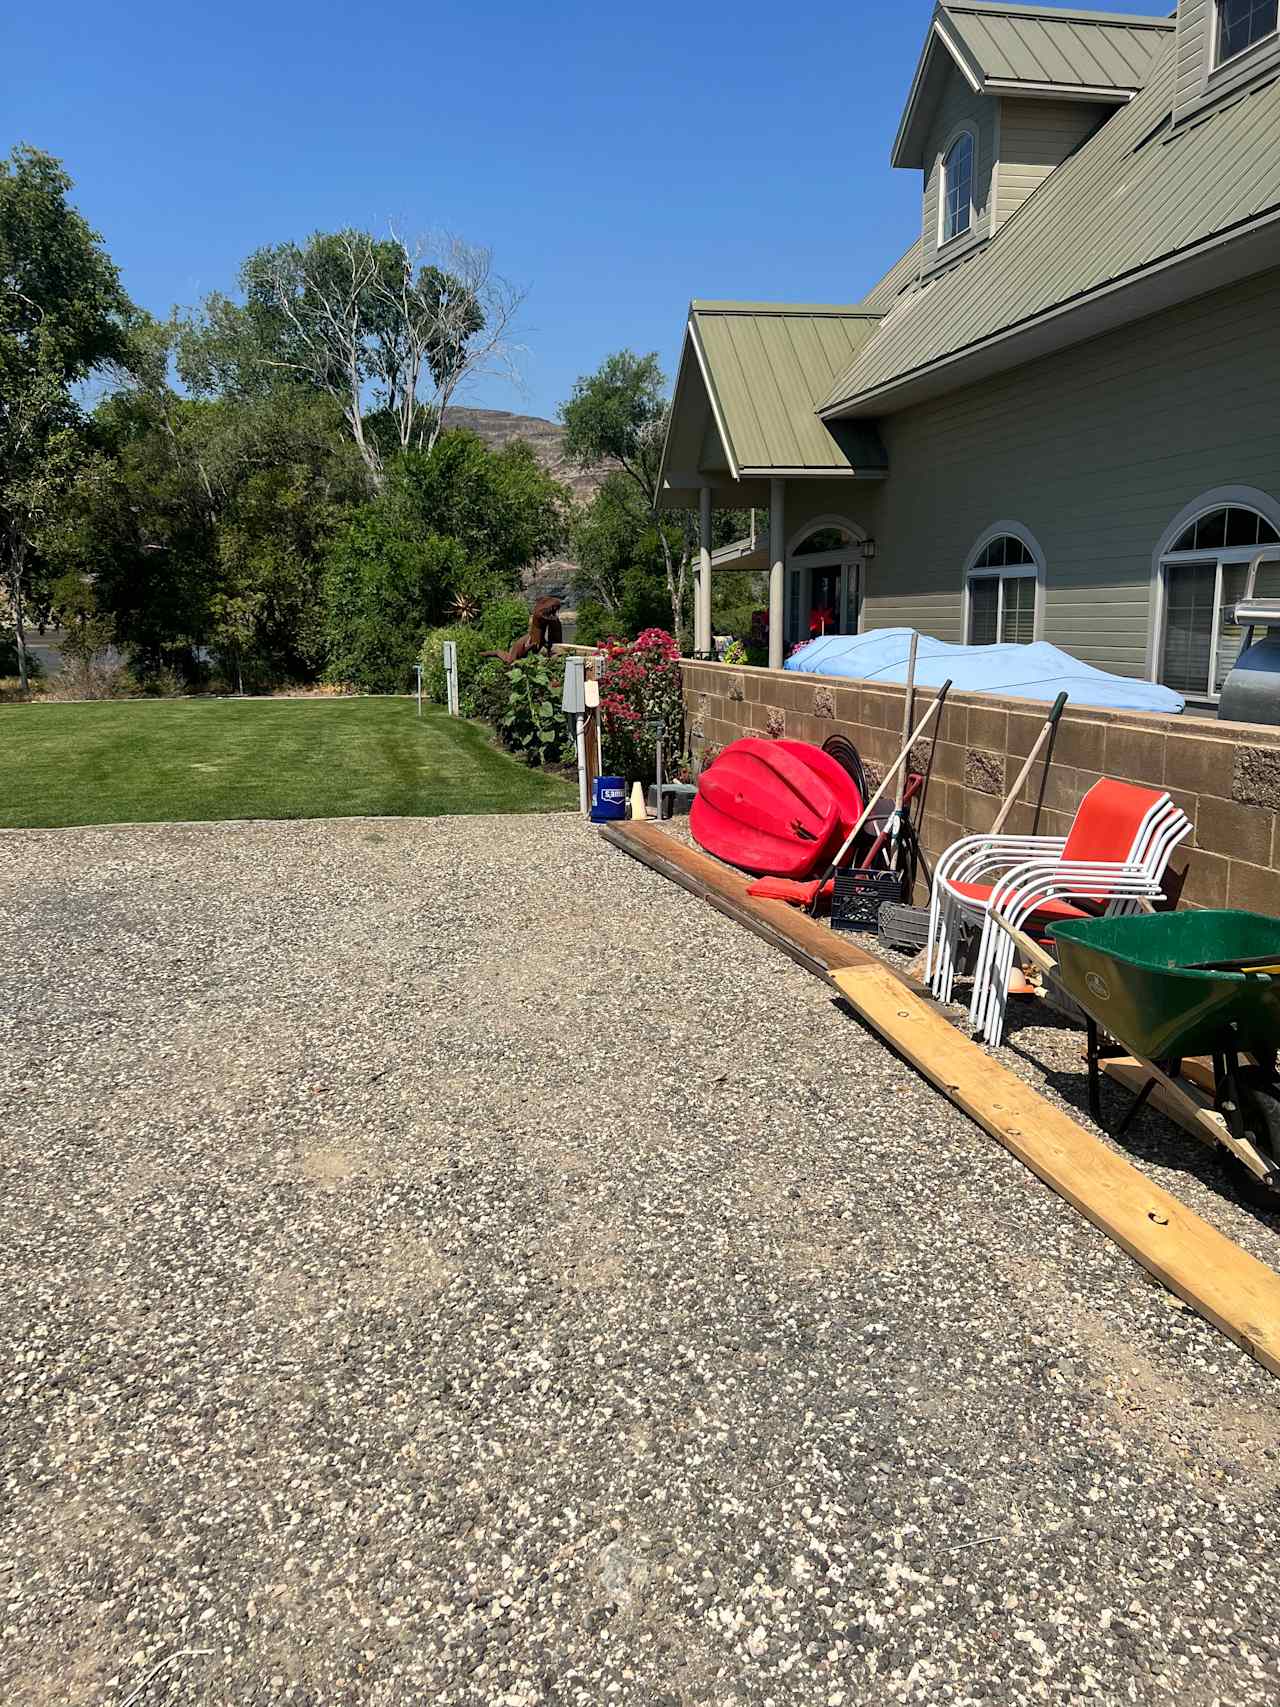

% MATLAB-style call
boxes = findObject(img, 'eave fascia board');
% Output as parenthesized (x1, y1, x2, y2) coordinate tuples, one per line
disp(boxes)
(687, 314, 741, 482)
(981, 78, 1136, 103)
(820, 208, 1280, 421)
(736, 466, 887, 480)
(892, 11, 984, 170)
(655, 331, 696, 497)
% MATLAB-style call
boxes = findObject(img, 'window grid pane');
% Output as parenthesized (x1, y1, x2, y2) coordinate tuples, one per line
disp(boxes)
(1001, 575, 1037, 645)
(969, 577, 999, 646)
(1219, 0, 1278, 63)
(1216, 564, 1251, 693)
(943, 136, 973, 243)
(1162, 562, 1217, 697)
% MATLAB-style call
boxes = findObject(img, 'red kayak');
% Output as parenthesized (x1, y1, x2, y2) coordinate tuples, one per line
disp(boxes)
(773, 740, 864, 840)
(691, 738, 843, 878)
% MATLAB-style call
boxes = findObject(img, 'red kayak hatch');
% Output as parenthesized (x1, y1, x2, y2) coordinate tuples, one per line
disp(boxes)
(691, 738, 842, 878)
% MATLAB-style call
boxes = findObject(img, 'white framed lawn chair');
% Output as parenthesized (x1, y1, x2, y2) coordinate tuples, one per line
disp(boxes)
(927, 780, 1192, 1046)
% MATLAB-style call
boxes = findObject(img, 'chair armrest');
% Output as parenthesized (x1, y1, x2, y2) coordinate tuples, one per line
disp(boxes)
(936, 834, 1067, 890)
(989, 858, 1163, 926)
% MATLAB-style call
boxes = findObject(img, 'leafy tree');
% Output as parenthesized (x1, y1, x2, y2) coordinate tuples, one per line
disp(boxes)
(180, 230, 520, 490)
(561, 350, 711, 639)
(321, 506, 468, 693)
(0, 146, 137, 691)
(56, 374, 366, 685)
(386, 430, 568, 607)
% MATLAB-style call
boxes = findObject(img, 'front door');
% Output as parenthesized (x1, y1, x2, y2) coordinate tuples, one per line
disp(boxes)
(786, 553, 862, 647)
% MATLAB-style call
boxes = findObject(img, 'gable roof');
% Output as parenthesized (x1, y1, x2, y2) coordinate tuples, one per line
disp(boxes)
(894, 2, 1174, 167)
(679, 303, 887, 477)
(859, 238, 925, 312)
(825, 29, 1280, 418)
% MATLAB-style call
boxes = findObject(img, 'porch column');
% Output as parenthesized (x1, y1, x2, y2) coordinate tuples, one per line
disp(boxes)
(768, 478, 786, 671)
(696, 484, 713, 656)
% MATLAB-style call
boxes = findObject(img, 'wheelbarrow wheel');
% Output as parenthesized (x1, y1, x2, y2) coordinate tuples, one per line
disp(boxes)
(1228, 1070, 1280, 1204)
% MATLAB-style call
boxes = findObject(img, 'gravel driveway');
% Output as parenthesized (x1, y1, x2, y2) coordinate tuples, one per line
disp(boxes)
(2, 815, 1279, 1707)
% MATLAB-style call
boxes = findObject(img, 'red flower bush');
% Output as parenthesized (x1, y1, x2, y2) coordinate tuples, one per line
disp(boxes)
(597, 628, 684, 781)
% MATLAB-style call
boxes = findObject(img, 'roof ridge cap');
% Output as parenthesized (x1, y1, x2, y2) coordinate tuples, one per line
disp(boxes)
(943, 1, 1175, 26)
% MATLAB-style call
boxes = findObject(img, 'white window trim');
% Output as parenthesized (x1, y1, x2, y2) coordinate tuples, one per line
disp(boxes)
(1147, 485, 1280, 698)
(1211, 0, 1280, 74)
(938, 128, 976, 250)
(962, 522, 1047, 644)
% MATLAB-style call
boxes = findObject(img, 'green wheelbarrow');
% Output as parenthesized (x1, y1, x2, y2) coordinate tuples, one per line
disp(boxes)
(1019, 911, 1280, 1195)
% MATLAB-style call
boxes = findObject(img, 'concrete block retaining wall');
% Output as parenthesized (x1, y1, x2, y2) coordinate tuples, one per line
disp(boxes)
(682, 661, 1280, 912)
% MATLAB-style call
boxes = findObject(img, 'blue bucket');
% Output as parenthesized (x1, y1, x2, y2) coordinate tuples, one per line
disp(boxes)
(590, 776, 626, 823)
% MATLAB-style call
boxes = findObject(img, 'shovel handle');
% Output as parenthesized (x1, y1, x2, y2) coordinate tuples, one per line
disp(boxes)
(991, 692, 1069, 836)
(822, 681, 953, 879)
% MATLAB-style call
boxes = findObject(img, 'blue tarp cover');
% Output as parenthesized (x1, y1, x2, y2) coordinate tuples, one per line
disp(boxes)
(785, 629, 1185, 714)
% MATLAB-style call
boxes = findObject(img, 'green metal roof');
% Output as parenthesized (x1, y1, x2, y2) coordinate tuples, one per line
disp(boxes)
(944, 3, 1172, 89)
(689, 303, 887, 475)
(894, 2, 1173, 167)
(858, 239, 924, 312)
(826, 29, 1280, 416)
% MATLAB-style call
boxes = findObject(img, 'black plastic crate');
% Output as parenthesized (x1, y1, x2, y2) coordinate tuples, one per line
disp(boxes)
(831, 869, 905, 932)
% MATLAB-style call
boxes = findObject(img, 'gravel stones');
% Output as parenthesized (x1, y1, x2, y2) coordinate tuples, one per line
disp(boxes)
(2, 813, 1279, 1704)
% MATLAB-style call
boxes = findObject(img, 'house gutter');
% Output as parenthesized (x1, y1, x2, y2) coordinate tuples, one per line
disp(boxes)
(821, 206, 1280, 420)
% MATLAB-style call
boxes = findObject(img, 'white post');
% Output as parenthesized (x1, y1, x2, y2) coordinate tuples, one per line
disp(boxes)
(575, 716, 588, 814)
(769, 478, 786, 672)
(697, 484, 713, 656)
(443, 641, 459, 716)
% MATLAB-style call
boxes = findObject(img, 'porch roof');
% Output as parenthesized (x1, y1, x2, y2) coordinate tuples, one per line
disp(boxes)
(658, 303, 889, 506)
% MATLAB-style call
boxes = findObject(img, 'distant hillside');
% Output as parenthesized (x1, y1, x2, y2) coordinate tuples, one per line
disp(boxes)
(442, 406, 611, 602)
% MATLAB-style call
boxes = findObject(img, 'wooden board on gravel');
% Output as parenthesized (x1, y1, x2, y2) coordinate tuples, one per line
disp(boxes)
(602, 820, 1280, 1381)
(599, 820, 932, 995)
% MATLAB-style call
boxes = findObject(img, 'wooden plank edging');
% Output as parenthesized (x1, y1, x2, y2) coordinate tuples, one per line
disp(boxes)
(602, 820, 1280, 1380)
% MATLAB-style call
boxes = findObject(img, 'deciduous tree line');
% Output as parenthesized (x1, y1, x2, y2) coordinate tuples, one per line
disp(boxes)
(1, 145, 748, 700)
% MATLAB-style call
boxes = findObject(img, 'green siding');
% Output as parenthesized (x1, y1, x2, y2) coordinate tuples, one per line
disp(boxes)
(824, 30, 1280, 414)
(1173, 0, 1280, 123)
(861, 267, 1280, 677)
(994, 97, 1106, 229)
(921, 70, 996, 276)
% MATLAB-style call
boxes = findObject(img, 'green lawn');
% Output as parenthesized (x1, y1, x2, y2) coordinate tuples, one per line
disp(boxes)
(0, 697, 577, 829)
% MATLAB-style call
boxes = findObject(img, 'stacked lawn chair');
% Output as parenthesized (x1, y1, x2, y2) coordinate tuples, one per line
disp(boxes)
(927, 779, 1193, 1045)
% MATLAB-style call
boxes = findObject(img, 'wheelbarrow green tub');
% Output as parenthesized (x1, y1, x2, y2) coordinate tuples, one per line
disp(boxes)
(1048, 911, 1280, 1064)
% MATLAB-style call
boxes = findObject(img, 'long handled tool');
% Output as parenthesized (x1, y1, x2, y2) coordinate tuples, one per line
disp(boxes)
(748, 684, 953, 911)
(867, 632, 918, 876)
(990, 691, 1068, 836)
(968, 691, 1069, 1017)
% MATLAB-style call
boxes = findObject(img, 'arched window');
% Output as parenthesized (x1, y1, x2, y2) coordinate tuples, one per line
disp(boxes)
(964, 529, 1044, 646)
(1155, 496, 1280, 699)
(786, 522, 863, 647)
(941, 133, 974, 245)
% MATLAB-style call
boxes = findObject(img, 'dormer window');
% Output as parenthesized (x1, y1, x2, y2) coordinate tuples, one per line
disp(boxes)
(941, 133, 973, 246)
(1217, 0, 1279, 67)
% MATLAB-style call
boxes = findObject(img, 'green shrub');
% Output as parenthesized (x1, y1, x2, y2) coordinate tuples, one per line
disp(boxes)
(572, 601, 621, 648)
(497, 654, 568, 767)
(468, 657, 509, 725)
(420, 625, 490, 706)
(322, 510, 468, 694)
(0, 636, 43, 680)
(479, 595, 532, 652)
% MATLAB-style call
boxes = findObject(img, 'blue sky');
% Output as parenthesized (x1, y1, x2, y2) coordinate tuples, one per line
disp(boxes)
(8, 0, 1172, 421)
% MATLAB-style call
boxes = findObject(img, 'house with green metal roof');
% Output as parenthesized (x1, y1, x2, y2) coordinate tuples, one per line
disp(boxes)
(659, 0, 1280, 706)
